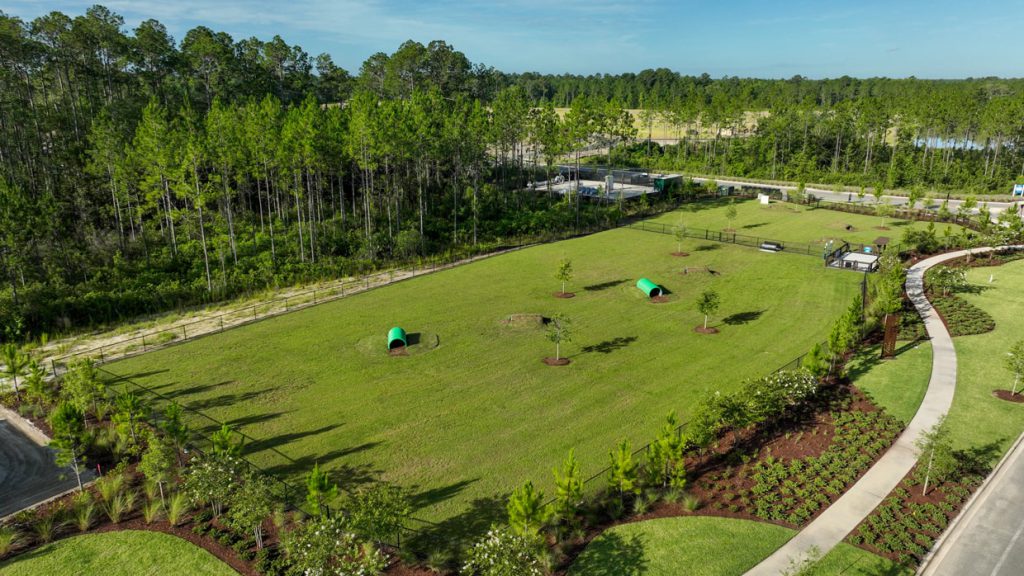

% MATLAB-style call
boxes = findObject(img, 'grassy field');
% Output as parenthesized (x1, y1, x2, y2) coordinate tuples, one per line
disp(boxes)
(848, 341, 933, 426)
(650, 198, 965, 249)
(943, 259, 1024, 458)
(569, 517, 793, 576)
(568, 516, 910, 576)
(103, 224, 860, 524)
(0, 531, 235, 576)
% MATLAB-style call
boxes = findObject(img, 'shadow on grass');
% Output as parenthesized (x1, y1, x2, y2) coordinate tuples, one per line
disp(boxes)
(245, 423, 344, 454)
(742, 222, 769, 229)
(185, 387, 278, 411)
(584, 279, 630, 292)
(404, 495, 508, 563)
(722, 310, 765, 325)
(582, 336, 638, 355)
(569, 531, 647, 576)
(409, 478, 478, 512)
(694, 243, 722, 252)
(152, 380, 235, 400)
(844, 339, 930, 383)
(226, 411, 287, 429)
(261, 443, 382, 485)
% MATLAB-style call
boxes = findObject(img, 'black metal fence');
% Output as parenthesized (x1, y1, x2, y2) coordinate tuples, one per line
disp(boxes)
(626, 219, 886, 258)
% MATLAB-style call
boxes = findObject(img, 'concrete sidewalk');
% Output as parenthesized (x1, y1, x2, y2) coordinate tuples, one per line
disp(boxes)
(744, 248, 989, 575)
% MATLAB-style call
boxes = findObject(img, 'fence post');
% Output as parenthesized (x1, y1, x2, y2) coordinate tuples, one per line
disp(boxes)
(220, 317, 224, 332)
(253, 305, 257, 320)
(51, 359, 58, 378)
(313, 290, 317, 304)
(182, 325, 187, 339)
(284, 298, 288, 311)
(141, 336, 146, 351)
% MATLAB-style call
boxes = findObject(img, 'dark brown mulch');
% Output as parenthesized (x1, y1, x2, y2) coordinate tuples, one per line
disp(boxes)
(553, 291, 576, 299)
(542, 357, 570, 366)
(670, 252, 690, 257)
(992, 390, 1024, 403)
(694, 326, 719, 334)
(650, 295, 670, 304)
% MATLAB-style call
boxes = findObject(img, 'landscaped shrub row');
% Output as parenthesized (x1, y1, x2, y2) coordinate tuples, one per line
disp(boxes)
(929, 294, 995, 336)
(694, 402, 902, 527)
(849, 473, 981, 566)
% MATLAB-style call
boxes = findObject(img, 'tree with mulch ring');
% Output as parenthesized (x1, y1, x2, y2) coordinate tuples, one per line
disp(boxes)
(671, 223, 689, 257)
(694, 289, 720, 334)
(993, 339, 1024, 403)
(554, 258, 576, 298)
(543, 314, 572, 366)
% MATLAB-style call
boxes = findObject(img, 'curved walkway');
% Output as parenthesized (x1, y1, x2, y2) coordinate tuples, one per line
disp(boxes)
(745, 247, 989, 575)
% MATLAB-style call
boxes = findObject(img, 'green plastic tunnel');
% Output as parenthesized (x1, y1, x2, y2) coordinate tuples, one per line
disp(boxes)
(387, 327, 407, 350)
(636, 278, 663, 298)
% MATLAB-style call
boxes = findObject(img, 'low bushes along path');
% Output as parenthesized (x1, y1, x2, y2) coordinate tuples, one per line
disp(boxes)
(745, 246, 1018, 575)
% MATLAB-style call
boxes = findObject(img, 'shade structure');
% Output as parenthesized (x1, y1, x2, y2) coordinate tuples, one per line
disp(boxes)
(387, 327, 407, 350)
(636, 278, 663, 298)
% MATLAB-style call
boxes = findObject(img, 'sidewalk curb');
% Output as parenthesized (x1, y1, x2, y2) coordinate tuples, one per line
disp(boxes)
(0, 405, 51, 446)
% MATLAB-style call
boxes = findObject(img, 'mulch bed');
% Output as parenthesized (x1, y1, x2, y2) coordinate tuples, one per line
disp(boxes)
(992, 390, 1024, 403)
(670, 252, 690, 257)
(694, 326, 719, 334)
(542, 357, 571, 366)
(553, 291, 576, 299)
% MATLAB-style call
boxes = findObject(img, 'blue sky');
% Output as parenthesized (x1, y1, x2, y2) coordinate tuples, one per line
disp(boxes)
(4, 0, 1022, 78)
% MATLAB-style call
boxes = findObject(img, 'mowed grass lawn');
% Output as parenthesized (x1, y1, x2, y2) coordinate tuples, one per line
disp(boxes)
(0, 531, 235, 576)
(104, 226, 860, 523)
(568, 516, 909, 576)
(650, 198, 964, 248)
(944, 259, 1024, 459)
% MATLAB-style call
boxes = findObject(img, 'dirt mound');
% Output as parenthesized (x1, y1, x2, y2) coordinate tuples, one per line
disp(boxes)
(553, 291, 576, 299)
(501, 314, 548, 328)
(671, 251, 690, 257)
(694, 326, 719, 334)
(542, 357, 570, 366)
(650, 295, 671, 304)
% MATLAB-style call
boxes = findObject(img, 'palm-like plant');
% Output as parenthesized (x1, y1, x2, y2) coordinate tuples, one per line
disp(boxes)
(1, 343, 28, 400)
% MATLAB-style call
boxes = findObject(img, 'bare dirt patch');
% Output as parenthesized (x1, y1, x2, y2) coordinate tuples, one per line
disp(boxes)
(694, 326, 719, 334)
(500, 314, 548, 328)
(542, 357, 571, 366)
(992, 390, 1024, 403)
(650, 295, 671, 304)
(553, 291, 576, 299)
(670, 251, 690, 257)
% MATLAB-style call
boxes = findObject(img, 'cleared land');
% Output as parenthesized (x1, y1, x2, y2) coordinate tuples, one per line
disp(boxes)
(568, 516, 910, 576)
(103, 223, 860, 524)
(0, 531, 235, 576)
(650, 198, 965, 248)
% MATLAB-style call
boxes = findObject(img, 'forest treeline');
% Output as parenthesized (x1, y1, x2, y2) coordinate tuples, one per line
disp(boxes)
(2, 5, 1024, 341)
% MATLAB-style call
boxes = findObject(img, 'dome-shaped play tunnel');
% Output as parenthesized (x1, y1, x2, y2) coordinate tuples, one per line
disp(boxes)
(387, 327, 407, 350)
(636, 278, 663, 298)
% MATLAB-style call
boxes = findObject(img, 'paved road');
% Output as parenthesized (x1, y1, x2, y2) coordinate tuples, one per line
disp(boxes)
(688, 176, 1022, 218)
(0, 408, 85, 517)
(920, 431, 1024, 576)
(745, 248, 985, 575)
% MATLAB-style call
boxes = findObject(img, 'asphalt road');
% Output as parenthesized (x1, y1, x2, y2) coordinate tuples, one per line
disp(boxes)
(0, 410, 83, 517)
(921, 432, 1024, 576)
(688, 176, 1022, 218)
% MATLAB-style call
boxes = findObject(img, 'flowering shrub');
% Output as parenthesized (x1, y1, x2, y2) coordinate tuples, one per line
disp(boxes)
(182, 452, 245, 516)
(462, 526, 544, 576)
(281, 515, 386, 576)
